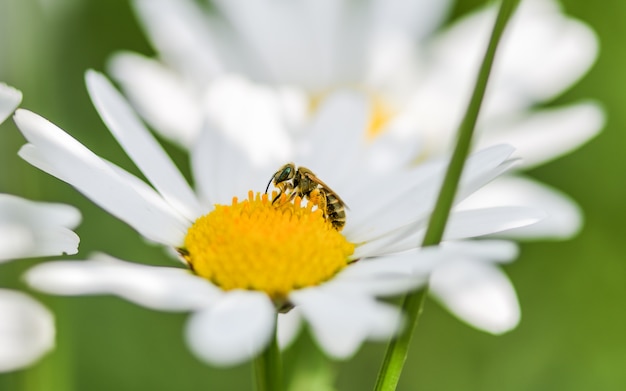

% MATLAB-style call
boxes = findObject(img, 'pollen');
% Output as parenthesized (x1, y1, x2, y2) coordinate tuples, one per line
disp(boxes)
(183, 191, 355, 300)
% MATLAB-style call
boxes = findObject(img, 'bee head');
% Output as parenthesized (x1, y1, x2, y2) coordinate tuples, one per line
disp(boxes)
(265, 163, 296, 193)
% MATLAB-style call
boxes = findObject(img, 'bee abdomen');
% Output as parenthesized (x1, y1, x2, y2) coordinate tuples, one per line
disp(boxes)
(324, 193, 346, 231)
(329, 217, 346, 231)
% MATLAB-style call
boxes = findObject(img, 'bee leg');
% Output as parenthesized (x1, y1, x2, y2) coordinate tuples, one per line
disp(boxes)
(272, 182, 294, 205)
(319, 191, 328, 220)
(271, 191, 282, 204)
(309, 189, 328, 219)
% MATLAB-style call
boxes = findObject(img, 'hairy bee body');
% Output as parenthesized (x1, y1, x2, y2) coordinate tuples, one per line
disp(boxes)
(266, 163, 348, 231)
(322, 189, 346, 231)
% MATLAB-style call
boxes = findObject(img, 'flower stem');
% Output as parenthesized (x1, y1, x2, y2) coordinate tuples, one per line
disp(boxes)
(374, 287, 429, 391)
(373, 1, 520, 390)
(254, 318, 282, 391)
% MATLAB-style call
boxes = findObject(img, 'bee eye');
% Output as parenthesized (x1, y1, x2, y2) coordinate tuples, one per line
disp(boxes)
(279, 167, 291, 181)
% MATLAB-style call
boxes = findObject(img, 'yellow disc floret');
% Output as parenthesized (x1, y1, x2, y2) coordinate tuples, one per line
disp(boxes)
(366, 94, 395, 139)
(183, 191, 355, 300)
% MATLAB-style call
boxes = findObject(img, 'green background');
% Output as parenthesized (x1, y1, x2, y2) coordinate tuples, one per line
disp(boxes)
(0, 0, 624, 390)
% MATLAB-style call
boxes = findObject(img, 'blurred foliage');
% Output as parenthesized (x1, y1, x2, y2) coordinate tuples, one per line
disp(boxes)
(0, 0, 624, 390)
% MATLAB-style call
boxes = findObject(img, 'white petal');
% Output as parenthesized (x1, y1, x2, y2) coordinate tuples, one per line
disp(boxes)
(212, 0, 345, 89)
(430, 259, 520, 334)
(0, 83, 22, 124)
(361, 302, 405, 341)
(343, 159, 445, 240)
(298, 90, 369, 184)
(102, 157, 206, 223)
(443, 207, 545, 240)
(18, 227, 79, 259)
(191, 123, 241, 206)
(493, 0, 599, 104)
(322, 1, 371, 86)
(333, 248, 445, 295)
(325, 274, 425, 299)
(366, 0, 451, 90)
(0, 195, 80, 260)
(15, 110, 188, 246)
(107, 51, 203, 147)
(0, 194, 81, 229)
(132, 0, 224, 83)
(345, 145, 516, 243)
(343, 249, 435, 276)
(276, 307, 303, 350)
(425, 0, 597, 116)
(190, 122, 272, 207)
(479, 101, 605, 169)
(353, 206, 540, 259)
(0, 225, 33, 263)
(370, 0, 451, 43)
(439, 240, 519, 264)
(202, 75, 293, 167)
(185, 290, 275, 367)
(409, 0, 598, 153)
(460, 176, 582, 239)
(266, 0, 344, 87)
(86, 70, 203, 221)
(363, 114, 423, 174)
(25, 255, 221, 311)
(0, 289, 55, 372)
(290, 289, 402, 359)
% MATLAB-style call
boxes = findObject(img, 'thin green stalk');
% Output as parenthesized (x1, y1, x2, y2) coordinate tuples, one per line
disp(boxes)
(254, 318, 282, 391)
(374, 1, 520, 390)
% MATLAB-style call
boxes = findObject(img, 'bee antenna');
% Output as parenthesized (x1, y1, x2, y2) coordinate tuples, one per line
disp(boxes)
(265, 177, 274, 194)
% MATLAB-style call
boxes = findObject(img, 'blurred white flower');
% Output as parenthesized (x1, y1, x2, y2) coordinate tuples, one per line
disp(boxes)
(0, 83, 22, 124)
(108, 0, 604, 334)
(15, 71, 542, 365)
(0, 289, 56, 373)
(0, 194, 81, 264)
(0, 84, 81, 372)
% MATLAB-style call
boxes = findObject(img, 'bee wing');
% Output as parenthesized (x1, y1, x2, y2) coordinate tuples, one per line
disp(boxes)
(302, 171, 350, 210)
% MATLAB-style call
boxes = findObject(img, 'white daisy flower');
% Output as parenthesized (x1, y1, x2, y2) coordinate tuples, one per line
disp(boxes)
(0, 83, 81, 372)
(107, 0, 603, 334)
(15, 71, 542, 366)
(112, 0, 602, 235)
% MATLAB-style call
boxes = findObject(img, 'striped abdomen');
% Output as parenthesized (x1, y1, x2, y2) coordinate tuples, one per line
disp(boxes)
(323, 190, 346, 231)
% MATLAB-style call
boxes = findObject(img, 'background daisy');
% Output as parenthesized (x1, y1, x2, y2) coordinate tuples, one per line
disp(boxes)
(109, 0, 602, 239)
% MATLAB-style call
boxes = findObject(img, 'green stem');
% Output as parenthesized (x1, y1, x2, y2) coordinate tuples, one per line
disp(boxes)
(374, 1, 520, 390)
(374, 288, 428, 391)
(254, 318, 282, 391)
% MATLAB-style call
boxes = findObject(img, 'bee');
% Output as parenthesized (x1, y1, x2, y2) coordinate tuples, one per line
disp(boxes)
(265, 163, 348, 231)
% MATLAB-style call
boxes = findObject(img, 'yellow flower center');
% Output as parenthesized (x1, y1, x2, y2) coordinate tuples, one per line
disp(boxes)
(366, 94, 395, 139)
(183, 191, 355, 301)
